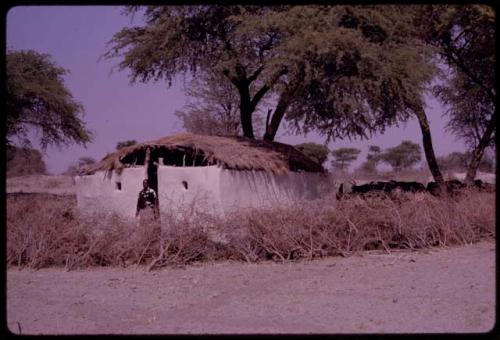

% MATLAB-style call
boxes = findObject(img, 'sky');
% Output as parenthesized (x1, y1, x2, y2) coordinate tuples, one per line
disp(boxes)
(6, 6, 468, 175)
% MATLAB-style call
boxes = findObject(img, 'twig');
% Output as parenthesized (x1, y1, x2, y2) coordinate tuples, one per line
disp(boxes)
(147, 241, 170, 271)
(136, 240, 152, 268)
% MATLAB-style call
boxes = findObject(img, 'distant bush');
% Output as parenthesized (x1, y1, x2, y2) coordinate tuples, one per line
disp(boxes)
(437, 151, 494, 173)
(6, 189, 495, 270)
(63, 157, 97, 175)
(6, 145, 47, 177)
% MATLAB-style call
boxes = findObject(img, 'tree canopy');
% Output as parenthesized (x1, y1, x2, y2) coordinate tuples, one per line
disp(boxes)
(6, 145, 46, 177)
(331, 147, 361, 171)
(437, 151, 494, 173)
(417, 5, 495, 182)
(174, 71, 264, 137)
(294, 143, 330, 166)
(6, 50, 92, 149)
(64, 156, 97, 175)
(106, 5, 435, 143)
(379, 140, 421, 172)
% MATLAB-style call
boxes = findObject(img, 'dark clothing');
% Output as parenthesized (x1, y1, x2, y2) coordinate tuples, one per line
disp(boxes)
(136, 187, 157, 217)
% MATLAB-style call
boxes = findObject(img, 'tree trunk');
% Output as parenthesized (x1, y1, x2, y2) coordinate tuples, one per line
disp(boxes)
(263, 94, 291, 141)
(465, 114, 496, 184)
(238, 86, 255, 139)
(414, 106, 444, 187)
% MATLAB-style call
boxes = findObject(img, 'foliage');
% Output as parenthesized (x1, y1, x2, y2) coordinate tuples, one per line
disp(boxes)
(175, 71, 264, 137)
(379, 140, 421, 172)
(418, 5, 495, 150)
(356, 160, 378, 175)
(437, 151, 494, 173)
(6, 50, 92, 149)
(294, 142, 330, 166)
(416, 5, 495, 183)
(331, 147, 361, 171)
(116, 140, 138, 150)
(283, 6, 436, 142)
(64, 157, 97, 175)
(366, 145, 383, 167)
(6, 145, 47, 177)
(106, 6, 436, 142)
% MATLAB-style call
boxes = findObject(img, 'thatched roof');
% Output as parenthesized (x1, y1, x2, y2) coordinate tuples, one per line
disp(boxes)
(81, 133, 325, 175)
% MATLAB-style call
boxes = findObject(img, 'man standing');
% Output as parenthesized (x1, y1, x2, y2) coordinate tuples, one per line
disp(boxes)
(136, 178, 158, 222)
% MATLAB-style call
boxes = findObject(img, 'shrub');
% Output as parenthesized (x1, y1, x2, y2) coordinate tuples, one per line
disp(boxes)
(6, 189, 495, 270)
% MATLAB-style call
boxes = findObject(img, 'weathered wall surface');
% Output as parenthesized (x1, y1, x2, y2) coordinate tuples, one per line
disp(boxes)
(75, 168, 146, 219)
(75, 166, 330, 219)
(218, 170, 329, 212)
(156, 165, 223, 218)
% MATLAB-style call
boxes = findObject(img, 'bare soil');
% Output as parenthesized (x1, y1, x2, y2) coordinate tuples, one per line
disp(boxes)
(7, 240, 495, 335)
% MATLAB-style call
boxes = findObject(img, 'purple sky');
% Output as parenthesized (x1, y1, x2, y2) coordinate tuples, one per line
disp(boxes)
(6, 6, 467, 174)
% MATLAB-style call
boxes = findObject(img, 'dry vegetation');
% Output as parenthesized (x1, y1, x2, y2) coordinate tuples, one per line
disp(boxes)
(7, 187, 495, 271)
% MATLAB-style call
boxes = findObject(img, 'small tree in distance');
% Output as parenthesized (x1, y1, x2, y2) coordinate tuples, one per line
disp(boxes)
(366, 145, 382, 165)
(331, 148, 361, 171)
(380, 140, 421, 172)
(116, 140, 138, 150)
(64, 157, 96, 175)
(294, 143, 330, 166)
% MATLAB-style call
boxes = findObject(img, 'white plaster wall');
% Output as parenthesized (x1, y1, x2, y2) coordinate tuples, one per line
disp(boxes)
(75, 168, 146, 219)
(219, 170, 329, 212)
(75, 165, 330, 219)
(156, 165, 223, 218)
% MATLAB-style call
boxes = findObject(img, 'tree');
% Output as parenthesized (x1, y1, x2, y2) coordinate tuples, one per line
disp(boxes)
(331, 147, 361, 171)
(64, 157, 97, 175)
(106, 6, 436, 144)
(6, 145, 46, 177)
(174, 71, 264, 137)
(356, 160, 377, 174)
(6, 50, 92, 149)
(417, 5, 495, 184)
(116, 139, 138, 150)
(294, 143, 330, 166)
(379, 140, 421, 172)
(366, 145, 382, 164)
(437, 151, 494, 173)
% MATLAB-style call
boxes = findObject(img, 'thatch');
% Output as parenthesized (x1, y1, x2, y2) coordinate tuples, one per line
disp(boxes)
(80, 133, 325, 175)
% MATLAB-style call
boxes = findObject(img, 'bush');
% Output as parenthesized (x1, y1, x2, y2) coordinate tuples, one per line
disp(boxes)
(6, 189, 495, 270)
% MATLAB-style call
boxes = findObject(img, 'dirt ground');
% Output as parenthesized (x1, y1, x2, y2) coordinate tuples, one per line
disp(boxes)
(6, 240, 495, 335)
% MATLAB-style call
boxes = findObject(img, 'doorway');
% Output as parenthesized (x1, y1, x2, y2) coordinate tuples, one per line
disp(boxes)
(147, 159, 160, 219)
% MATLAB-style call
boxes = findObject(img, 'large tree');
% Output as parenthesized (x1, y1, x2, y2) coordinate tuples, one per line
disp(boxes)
(417, 5, 495, 184)
(6, 50, 92, 149)
(106, 6, 449, 189)
(106, 6, 436, 142)
(174, 71, 264, 137)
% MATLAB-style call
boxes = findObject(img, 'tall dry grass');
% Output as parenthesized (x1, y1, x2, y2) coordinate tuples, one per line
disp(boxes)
(6, 189, 495, 271)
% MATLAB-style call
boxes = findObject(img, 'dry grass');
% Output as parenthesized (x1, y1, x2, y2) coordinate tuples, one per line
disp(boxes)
(7, 189, 495, 271)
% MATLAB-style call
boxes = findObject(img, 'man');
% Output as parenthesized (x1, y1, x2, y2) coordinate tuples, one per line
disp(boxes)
(136, 178, 158, 220)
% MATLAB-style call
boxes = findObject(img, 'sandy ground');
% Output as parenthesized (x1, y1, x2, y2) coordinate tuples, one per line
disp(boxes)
(7, 240, 495, 335)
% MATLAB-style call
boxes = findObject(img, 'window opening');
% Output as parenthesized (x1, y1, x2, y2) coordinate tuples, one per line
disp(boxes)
(182, 181, 188, 190)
